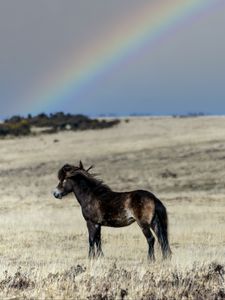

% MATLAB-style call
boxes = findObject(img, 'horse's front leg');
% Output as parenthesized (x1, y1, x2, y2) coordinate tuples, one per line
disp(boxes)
(86, 221, 96, 258)
(86, 221, 103, 258)
(95, 224, 104, 257)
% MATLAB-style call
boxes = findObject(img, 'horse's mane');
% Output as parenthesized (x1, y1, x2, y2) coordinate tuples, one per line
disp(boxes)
(58, 163, 112, 195)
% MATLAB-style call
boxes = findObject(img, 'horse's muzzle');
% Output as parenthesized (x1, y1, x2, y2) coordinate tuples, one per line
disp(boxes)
(53, 189, 62, 199)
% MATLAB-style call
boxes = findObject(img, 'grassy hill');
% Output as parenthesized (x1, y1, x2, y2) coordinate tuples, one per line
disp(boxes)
(0, 116, 224, 299)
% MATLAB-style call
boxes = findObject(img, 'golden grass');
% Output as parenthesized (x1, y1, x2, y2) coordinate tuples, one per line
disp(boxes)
(0, 116, 224, 299)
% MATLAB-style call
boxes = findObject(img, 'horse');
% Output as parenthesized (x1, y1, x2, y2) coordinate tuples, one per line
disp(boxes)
(53, 161, 172, 261)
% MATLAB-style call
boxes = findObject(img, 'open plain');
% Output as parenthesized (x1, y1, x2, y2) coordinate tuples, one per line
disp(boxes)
(0, 116, 224, 299)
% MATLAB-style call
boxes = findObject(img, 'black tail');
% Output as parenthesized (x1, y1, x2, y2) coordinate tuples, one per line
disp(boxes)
(152, 199, 172, 259)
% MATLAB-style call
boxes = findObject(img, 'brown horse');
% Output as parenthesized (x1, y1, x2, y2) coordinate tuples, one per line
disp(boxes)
(53, 161, 172, 261)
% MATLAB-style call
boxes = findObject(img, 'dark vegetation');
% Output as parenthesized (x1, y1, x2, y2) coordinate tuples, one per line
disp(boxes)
(0, 119, 31, 136)
(0, 112, 120, 137)
(0, 263, 224, 299)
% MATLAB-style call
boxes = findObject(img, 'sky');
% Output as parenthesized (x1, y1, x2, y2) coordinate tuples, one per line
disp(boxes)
(0, 0, 225, 118)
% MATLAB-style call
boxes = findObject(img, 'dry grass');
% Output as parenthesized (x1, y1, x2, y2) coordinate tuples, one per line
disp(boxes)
(0, 116, 225, 299)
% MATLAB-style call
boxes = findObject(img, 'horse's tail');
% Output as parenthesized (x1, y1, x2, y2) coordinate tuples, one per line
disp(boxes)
(152, 199, 172, 259)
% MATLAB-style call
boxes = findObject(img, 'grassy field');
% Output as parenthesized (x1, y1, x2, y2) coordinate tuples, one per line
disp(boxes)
(0, 116, 224, 299)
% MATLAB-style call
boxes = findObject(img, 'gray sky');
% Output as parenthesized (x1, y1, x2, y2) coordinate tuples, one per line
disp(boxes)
(0, 0, 225, 118)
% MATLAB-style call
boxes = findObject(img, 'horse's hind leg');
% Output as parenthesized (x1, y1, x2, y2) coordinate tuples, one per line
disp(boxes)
(138, 222, 155, 261)
(151, 215, 172, 260)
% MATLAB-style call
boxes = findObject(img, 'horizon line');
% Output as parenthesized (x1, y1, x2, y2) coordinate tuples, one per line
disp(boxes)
(1, 111, 225, 121)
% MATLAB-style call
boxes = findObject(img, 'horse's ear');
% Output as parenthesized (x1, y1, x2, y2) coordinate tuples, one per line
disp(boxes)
(79, 160, 84, 169)
(86, 165, 94, 172)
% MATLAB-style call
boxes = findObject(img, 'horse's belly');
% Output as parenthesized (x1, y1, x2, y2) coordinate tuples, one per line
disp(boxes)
(101, 217, 135, 227)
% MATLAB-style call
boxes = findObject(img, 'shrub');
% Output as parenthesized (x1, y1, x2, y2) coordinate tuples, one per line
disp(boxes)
(0, 120, 31, 137)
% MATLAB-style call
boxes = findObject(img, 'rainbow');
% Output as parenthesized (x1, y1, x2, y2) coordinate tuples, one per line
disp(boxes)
(24, 0, 224, 114)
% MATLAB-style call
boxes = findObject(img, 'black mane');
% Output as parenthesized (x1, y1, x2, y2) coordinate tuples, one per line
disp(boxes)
(75, 171, 112, 196)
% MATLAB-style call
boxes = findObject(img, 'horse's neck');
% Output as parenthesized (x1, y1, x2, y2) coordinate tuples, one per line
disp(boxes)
(72, 186, 87, 205)
(72, 176, 111, 205)
(72, 179, 94, 205)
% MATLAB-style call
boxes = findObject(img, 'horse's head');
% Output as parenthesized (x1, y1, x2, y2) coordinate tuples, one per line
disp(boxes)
(53, 161, 93, 199)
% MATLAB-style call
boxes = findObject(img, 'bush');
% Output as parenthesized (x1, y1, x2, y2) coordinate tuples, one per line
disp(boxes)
(0, 120, 31, 137)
